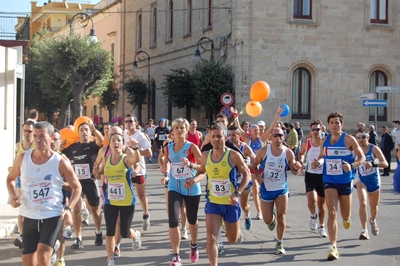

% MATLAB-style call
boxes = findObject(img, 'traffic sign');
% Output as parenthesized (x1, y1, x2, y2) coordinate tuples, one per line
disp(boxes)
(359, 93, 374, 100)
(376, 86, 398, 93)
(220, 105, 233, 118)
(220, 93, 234, 106)
(362, 100, 388, 107)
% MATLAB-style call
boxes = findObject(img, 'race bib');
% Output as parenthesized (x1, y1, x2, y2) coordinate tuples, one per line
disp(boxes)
(326, 159, 343, 175)
(107, 183, 126, 201)
(28, 182, 54, 205)
(159, 134, 166, 141)
(171, 162, 191, 179)
(358, 164, 376, 176)
(265, 169, 282, 183)
(74, 164, 91, 180)
(210, 179, 231, 197)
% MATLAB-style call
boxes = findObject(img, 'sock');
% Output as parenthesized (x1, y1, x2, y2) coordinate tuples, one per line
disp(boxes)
(95, 230, 102, 234)
(217, 228, 222, 243)
(330, 244, 336, 250)
(245, 212, 251, 219)
(143, 213, 149, 219)
(276, 239, 283, 244)
(191, 243, 197, 249)
(311, 213, 317, 219)
(319, 223, 325, 228)
(115, 243, 120, 248)
(58, 258, 64, 262)
(77, 236, 82, 241)
(362, 228, 369, 233)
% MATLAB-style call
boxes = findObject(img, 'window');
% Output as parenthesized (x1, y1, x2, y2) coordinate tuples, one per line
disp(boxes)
(369, 70, 387, 121)
(185, 0, 192, 35)
(93, 105, 97, 116)
(292, 68, 311, 119)
(370, 0, 388, 24)
(207, 0, 212, 27)
(294, 0, 311, 19)
(111, 42, 115, 73)
(137, 13, 142, 49)
(167, 0, 173, 41)
(151, 7, 157, 47)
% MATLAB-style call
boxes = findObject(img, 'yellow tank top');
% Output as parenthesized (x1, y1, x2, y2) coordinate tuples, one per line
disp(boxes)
(16, 141, 35, 156)
(104, 154, 135, 206)
(205, 148, 236, 205)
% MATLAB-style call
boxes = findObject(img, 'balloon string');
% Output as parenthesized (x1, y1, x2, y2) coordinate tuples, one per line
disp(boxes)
(228, 108, 246, 127)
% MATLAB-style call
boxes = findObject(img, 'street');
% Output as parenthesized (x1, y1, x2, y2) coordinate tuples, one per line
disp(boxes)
(1, 163, 400, 266)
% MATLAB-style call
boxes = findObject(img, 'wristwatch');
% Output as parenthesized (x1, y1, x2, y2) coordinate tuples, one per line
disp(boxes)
(64, 206, 72, 212)
(234, 190, 241, 197)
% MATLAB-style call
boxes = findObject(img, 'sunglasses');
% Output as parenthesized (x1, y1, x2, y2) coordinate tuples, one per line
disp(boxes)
(356, 135, 368, 139)
(311, 128, 321, 132)
(24, 130, 33, 133)
(272, 134, 284, 138)
(125, 120, 134, 123)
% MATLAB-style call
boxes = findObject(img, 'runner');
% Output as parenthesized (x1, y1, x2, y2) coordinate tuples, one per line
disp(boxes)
(354, 127, 388, 240)
(298, 121, 327, 237)
(6, 121, 82, 266)
(161, 118, 202, 266)
(187, 119, 203, 148)
(144, 119, 156, 163)
(186, 122, 250, 266)
(155, 118, 170, 162)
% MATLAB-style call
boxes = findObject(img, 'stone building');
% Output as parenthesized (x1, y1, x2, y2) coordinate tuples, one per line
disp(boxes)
(120, 0, 399, 130)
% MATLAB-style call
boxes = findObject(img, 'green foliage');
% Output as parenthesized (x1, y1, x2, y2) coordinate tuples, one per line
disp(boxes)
(162, 68, 197, 109)
(191, 59, 234, 117)
(123, 75, 148, 107)
(27, 29, 113, 123)
(99, 81, 118, 119)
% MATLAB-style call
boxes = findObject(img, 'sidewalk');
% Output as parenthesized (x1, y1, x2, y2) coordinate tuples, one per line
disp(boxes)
(0, 204, 18, 239)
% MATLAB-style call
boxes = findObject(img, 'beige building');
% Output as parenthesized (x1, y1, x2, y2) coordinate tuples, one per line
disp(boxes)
(120, 0, 399, 130)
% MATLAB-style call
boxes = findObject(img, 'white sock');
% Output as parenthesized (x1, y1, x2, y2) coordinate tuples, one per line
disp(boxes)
(217, 228, 222, 243)
(95, 230, 102, 234)
(115, 243, 120, 248)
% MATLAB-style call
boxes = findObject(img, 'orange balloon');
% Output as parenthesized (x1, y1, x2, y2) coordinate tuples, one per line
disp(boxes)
(246, 101, 263, 117)
(59, 128, 79, 148)
(250, 81, 270, 102)
(73, 116, 93, 135)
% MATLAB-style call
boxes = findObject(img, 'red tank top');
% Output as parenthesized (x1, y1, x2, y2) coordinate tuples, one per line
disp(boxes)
(187, 130, 201, 147)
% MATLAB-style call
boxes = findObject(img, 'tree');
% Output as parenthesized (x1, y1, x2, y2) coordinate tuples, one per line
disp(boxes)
(191, 59, 234, 122)
(99, 81, 118, 120)
(162, 68, 196, 119)
(28, 29, 113, 125)
(123, 75, 148, 123)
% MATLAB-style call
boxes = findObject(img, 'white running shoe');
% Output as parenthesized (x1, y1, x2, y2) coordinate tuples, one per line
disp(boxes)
(310, 215, 318, 230)
(142, 213, 150, 231)
(81, 203, 90, 226)
(255, 212, 263, 220)
(318, 226, 327, 238)
(132, 230, 142, 251)
(63, 226, 73, 239)
(181, 228, 188, 240)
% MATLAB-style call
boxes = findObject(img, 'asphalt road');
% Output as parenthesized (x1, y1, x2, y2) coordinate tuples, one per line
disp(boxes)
(1, 163, 400, 266)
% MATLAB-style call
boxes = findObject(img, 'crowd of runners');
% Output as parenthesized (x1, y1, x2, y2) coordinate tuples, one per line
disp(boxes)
(6, 107, 399, 266)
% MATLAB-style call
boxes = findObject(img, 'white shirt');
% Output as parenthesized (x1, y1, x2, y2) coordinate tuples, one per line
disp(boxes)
(391, 127, 400, 146)
(124, 130, 151, 175)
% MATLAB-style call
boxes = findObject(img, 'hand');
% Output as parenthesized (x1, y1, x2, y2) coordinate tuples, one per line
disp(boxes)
(229, 193, 239, 206)
(310, 159, 320, 170)
(10, 196, 21, 208)
(61, 209, 73, 226)
(184, 178, 195, 189)
(160, 177, 168, 186)
(293, 161, 302, 171)
(131, 170, 137, 178)
(181, 157, 189, 167)
(89, 123, 96, 132)
(277, 107, 283, 115)
(129, 137, 139, 149)
(343, 161, 352, 172)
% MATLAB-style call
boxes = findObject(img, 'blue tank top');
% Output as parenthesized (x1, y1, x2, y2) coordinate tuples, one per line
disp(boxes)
(249, 137, 263, 156)
(323, 133, 355, 184)
(356, 144, 379, 181)
(168, 141, 201, 196)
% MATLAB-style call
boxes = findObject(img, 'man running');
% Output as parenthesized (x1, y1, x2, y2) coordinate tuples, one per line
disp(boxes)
(62, 119, 104, 249)
(298, 121, 327, 237)
(313, 112, 365, 260)
(187, 119, 203, 148)
(6, 121, 82, 266)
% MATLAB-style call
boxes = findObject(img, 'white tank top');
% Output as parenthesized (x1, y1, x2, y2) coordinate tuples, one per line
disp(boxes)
(305, 138, 323, 174)
(262, 145, 288, 191)
(20, 150, 64, 219)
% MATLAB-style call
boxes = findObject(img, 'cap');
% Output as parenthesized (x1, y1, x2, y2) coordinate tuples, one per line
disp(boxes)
(257, 120, 265, 126)
(158, 118, 166, 123)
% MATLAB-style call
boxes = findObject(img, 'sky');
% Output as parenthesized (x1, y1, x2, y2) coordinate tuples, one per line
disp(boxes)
(0, 0, 99, 14)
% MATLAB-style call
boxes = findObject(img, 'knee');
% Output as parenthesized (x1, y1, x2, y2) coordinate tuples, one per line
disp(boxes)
(276, 213, 286, 224)
(169, 217, 179, 228)
(359, 199, 367, 209)
(121, 229, 131, 238)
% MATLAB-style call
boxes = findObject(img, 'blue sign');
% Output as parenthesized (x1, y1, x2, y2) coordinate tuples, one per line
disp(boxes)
(362, 100, 388, 107)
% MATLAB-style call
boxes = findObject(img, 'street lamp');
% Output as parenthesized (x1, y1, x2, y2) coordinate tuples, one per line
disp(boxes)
(69, 12, 98, 43)
(194, 37, 215, 61)
(133, 50, 151, 120)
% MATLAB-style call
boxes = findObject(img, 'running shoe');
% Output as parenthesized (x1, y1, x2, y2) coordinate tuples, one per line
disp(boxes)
(142, 213, 150, 231)
(327, 246, 339, 260)
(55, 260, 65, 266)
(343, 219, 351, 229)
(245, 216, 252, 230)
(268, 212, 276, 231)
(114, 247, 120, 259)
(71, 238, 83, 249)
(50, 253, 57, 266)
(318, 226, 327, 238)
(220, 220, 226, 233)
(359, 231, 370, 240)
(181, 228, 188, 240)
(370, 220, 379, 236)
(309, 214, 318, 230)
(275, 241, 286, 255)
(95, 232, 103, 246)
(255, 212, 263, 220)
(132, 230, 142, 251)
(217, 242, 224, 255)
(237, 230, 244, 244)
(170, 254, 182, 266)
(13, 236, 22, 249)
(190, 245, 199, 263)
(107, 259, 115, 266)
(81, 202, 90, 226)
(63, 226, 72, 239)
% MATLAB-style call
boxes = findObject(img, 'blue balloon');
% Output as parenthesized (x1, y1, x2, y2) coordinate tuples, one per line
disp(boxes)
(280, 104, 290, 117)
